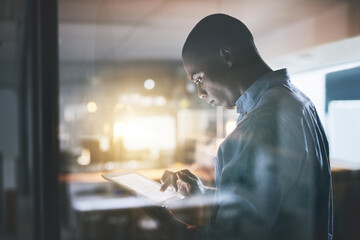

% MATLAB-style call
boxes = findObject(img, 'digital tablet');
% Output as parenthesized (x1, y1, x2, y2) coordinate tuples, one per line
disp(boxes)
(102, 171, 184, 207)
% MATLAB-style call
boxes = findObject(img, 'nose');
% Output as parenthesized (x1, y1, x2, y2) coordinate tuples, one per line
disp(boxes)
(197, 85, 207, 99)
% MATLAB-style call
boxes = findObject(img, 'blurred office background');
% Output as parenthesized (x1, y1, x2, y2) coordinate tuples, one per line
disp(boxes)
(1, 0, 360, 239)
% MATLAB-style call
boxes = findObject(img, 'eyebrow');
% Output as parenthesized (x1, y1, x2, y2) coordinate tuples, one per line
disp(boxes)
(191, 73, 200, 81)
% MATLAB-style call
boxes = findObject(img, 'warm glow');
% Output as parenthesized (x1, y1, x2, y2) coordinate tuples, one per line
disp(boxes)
(118, 94, 167, 107)
(103, 122, 110, 134)
(104, 161, 115, 170)
(114, 122, 125, 139)
(114, 102, 124, 111)
(77, 148, 91, 165)
(87, 101, 97, 113)
(141, 96, 153, 106)
(226, 120, 237, 135)
(144, 79, 155, 90)
(99, 137, 110, 151)
(179, 98, 189, 108)
(113, 116, 176, 151)
(155, 96, 167, 106)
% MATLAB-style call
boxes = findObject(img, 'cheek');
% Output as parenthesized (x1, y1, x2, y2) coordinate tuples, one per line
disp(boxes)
(206, 82, 226, 98)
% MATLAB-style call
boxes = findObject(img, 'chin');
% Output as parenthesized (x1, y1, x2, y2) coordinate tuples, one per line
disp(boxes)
(211, 100, 235, 109)
(220, 102, 236, 109)
(224, 105, 236, 110)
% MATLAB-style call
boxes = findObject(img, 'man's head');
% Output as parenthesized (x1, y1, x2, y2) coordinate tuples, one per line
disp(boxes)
(182, 14, 268, 109)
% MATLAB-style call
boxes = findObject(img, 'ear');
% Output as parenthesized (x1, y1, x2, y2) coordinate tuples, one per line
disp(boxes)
(220, 47, 234, 68)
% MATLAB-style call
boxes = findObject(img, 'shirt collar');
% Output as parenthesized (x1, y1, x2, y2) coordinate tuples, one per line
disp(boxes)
(235, 68, 290, 115)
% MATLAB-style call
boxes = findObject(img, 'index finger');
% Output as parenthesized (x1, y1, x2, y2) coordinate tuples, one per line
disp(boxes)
(160, 170, 177, 192)
(160, 170, 174, 184)
(160, 177, 171, 192)
(180, 169, 198, 179)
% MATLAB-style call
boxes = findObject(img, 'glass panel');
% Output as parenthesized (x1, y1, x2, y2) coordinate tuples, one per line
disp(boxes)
(0, 0, 26, 239)
(58, 2, 217, 239)
(328, 100, 360, 167)
(56, 1, 360, 240)
(2, 0, 360, 239)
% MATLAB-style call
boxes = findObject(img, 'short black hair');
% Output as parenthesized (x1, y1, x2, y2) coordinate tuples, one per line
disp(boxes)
(182, 14, 258, 63)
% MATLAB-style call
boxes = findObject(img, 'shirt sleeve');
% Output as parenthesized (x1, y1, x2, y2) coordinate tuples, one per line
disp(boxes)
(194, 117, 307, 240)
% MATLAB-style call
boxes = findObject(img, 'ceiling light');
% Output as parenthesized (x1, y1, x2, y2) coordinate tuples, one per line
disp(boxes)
(155, 96, 167, 106)
(144, 79, 155, 90)
(87, 101, 97, 113)
(77, 149, 91, 166)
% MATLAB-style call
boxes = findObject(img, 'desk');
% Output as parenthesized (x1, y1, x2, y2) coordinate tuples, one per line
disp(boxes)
(59, 166, 214, 240)
(58, 163, 214, 184)
(331, 168, 360, 240)
(60, 165, 360, 240)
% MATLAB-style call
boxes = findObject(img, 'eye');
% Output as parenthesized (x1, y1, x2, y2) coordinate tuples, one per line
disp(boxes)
(195, 77, 203, 84)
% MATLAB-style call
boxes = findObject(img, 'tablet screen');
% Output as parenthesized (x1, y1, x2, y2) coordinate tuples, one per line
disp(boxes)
(103, 171, 184, 206)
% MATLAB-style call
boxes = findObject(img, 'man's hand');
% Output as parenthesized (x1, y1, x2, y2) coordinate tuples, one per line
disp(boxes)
(160, 170, 178, 192)
(160, 169, 207, 196)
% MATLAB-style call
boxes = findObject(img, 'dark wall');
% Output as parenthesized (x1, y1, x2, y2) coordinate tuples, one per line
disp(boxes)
(325, 66, 360, 112)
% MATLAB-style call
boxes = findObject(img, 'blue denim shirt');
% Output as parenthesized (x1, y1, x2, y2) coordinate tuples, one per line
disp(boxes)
(194, 69, 333, 240)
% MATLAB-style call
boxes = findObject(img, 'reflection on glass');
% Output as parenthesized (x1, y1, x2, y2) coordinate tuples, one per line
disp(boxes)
(77, 149, 91, 166)
(328, 100, 360, 168)
(87, 101, 98, 113)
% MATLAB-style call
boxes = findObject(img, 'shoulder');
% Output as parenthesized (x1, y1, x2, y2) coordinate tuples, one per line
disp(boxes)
(246, 82, 316, 129)
(261, 82, 312, 114)
(224, 83, 316, 148)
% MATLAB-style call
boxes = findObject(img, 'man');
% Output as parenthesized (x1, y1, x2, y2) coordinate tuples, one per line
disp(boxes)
(149, 14, 333, 240)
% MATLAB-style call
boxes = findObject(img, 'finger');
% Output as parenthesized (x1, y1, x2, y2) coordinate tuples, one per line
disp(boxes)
(170, 173, 178, 192)
(180, 169, 198, 179)
(177, 172, 198, 195)
(160, 172, 178, 192)
(160, 170, 175, 184)
(177, 179, 191, 197)
(183, 182, 192, 195)
(160, 178, 171, 192)
(176, 179, 182, 193)
(177, 172, 194, 184)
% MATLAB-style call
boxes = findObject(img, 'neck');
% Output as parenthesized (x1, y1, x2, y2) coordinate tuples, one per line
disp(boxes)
(235, 60, 272, 94)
